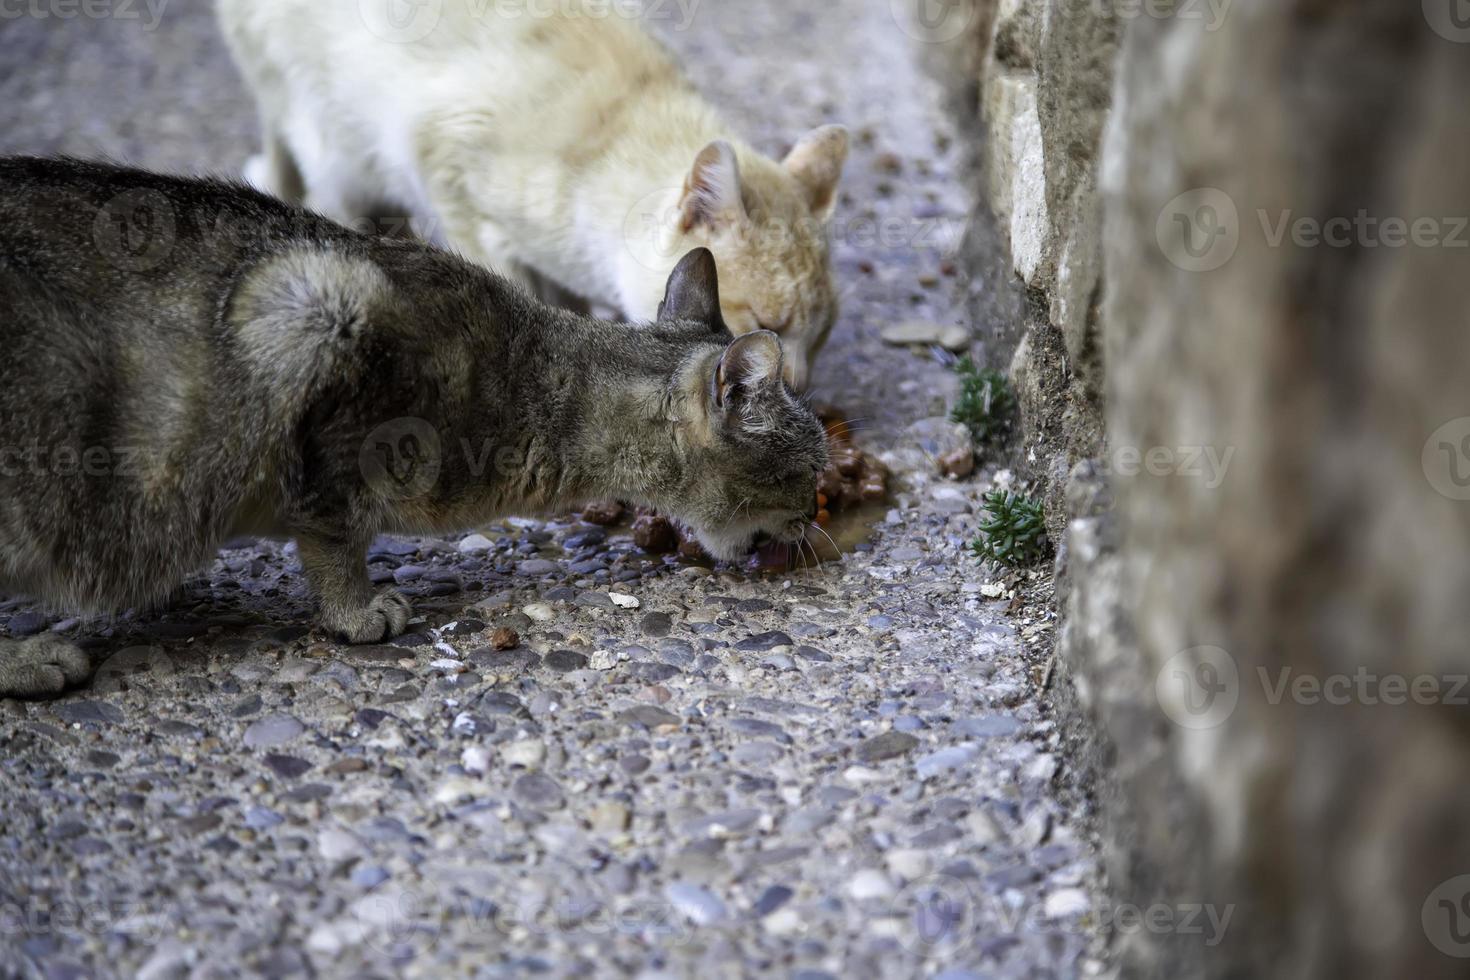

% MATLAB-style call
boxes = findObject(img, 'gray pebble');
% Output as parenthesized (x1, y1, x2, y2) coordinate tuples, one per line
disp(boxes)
(665, 883, 728, 926)
(243, 714, 305, 749)
(513, 773, 565, 810)
(857, 731, 920, 763)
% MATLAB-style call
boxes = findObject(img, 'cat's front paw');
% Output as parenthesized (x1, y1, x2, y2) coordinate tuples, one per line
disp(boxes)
(0, 637, 92, 699)
(324, 590, 413, 644)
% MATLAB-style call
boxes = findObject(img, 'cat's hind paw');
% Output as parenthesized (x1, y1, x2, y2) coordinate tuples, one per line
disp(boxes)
(0, 637, 92, 699)
(325, 590, 413, 645)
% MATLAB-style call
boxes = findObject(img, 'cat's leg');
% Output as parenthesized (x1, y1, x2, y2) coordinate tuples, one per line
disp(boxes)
(295, 534, 411, 644)
(243, 123, 306, 204)
(0, 635, 92, 699)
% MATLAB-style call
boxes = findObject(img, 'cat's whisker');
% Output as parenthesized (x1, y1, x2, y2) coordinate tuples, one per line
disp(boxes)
(811, 525, 846, 578)
(825, 417, 869, 440)
(800, 537, 817, 576)
(809, 521, 841, 567)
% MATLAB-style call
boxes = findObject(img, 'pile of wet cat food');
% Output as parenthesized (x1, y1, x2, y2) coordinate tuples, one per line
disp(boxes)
(588, 408, 887, 571)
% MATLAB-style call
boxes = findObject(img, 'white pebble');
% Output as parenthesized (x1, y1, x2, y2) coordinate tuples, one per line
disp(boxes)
(457, 534, 494, 554)
(433, 777, 483, 805)
(763, 907, 804, 935)
(609, 592, 640, 609)
(522, 603, 555, 622)
(885, 848, 931, 881)
(847, 869, 896, 902)
(317, 828, 362, 862)
(1044, 888, 1092, 919)
(461, 745, 492, 773)
(502, 739, 546, 769)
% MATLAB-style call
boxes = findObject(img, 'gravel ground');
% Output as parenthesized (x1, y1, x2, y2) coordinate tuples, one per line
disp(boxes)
(0, 3, 1105, 977)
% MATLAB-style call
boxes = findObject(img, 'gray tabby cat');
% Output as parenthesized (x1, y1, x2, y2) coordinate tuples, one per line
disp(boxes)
(0, 158, 827, 699)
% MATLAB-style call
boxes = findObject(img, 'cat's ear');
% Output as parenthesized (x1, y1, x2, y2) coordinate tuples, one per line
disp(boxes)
(658, 247, 726, 329)
(713, 330, 784, 410)
(679, 141, 746, 232)
(784, 125, 849, 222)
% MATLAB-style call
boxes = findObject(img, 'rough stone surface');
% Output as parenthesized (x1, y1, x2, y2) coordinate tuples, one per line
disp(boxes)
(944, 1, 1470, 977)
(0, 3, 1103, 978)
(1080, 5, 1470, 978)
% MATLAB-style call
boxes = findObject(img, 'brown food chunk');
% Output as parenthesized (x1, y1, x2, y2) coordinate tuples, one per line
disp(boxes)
(581, 500, 625, 526)
(632, 515, 678, 554)
(939, 446, 975, 479)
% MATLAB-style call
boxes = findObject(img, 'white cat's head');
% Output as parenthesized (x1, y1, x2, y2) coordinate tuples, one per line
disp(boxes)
(644, 127, 849, 392)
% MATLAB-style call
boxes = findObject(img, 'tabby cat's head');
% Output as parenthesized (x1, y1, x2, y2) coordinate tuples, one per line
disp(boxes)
(654, 249, 829, 561)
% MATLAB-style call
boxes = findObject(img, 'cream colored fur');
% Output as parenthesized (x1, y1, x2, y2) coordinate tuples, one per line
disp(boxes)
(218, 0, 849, 389)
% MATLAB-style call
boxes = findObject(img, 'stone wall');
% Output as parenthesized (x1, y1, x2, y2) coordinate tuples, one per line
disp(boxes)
(952, 0, 1470, 976)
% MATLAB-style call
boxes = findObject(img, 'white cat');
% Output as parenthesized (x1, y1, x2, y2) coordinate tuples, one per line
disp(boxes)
(218, 0, 849, 390)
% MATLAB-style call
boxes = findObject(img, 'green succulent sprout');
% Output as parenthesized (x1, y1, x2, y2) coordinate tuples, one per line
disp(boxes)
(971, 489, 1049, 568)
(950, 357, 1015, 446)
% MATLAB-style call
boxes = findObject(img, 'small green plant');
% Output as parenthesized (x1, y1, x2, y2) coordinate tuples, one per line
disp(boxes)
(950, 358, 1015, 446)
(972, 490, 1049, 568)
